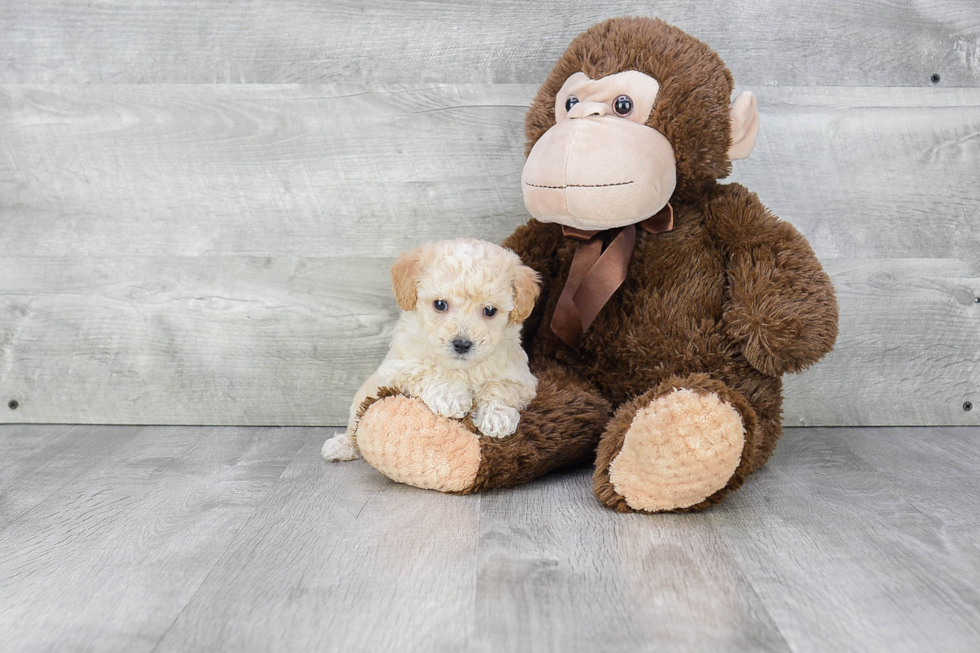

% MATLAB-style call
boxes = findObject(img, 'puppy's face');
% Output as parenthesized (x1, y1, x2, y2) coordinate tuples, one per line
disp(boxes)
(391, 239, 540, 368)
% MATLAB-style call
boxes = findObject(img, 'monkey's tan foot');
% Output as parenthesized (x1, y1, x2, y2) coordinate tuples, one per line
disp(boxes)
(354, 365, 611, 494)
(595, 377, 754, 513)
(356, 394, 480, 493)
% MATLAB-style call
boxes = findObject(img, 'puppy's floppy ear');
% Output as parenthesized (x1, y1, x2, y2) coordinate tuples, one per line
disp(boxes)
(390, 248, 423, 311)
(510, 264, 541, 324)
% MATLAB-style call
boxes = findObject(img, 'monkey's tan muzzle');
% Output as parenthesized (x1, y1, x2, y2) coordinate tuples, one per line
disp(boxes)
(521, 117, 676, 231)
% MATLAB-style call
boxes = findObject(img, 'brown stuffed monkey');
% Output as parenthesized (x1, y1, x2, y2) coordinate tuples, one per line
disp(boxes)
(353, 17, 839, 512)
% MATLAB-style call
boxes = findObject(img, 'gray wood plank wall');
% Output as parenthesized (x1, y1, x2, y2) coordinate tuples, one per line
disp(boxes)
(1, 1, 978, 426)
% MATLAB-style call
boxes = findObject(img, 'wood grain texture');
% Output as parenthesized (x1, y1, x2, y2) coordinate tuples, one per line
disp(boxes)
(474, 472, 790, 652)
(155, 440, 482, 652)
(709, 428, 980, 651)
(2, 53, 978, 427)
(1, 1, 977, 86)
(0, 256, 395, 425)
(1, 255, 977, 427)
(819, 426, 980, 578)
(2, 425, 979, 651)
(0, 83, 530, 259)
(1, 84, 978, 260)
(0, 424, 139, 530)
(783, 258, 980, 427)
(0, 425, 314, 652)
(729, 86, 980, 261)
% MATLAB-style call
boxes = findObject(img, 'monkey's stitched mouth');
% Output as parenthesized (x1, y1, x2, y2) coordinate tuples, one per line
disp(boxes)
(524, 181, 634, 189)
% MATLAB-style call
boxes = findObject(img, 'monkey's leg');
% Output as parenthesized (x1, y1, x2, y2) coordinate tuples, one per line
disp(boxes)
(593, 373, 764, 513)
(354, 361, 610, 494)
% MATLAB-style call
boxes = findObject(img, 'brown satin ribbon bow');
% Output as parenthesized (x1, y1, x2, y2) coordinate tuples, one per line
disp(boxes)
(550, 203, 674, 351)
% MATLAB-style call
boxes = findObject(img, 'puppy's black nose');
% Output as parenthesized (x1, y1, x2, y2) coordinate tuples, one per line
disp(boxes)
(452, 338, 473, 354)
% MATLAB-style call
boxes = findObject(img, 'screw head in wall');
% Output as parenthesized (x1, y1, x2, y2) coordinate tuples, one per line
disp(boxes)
(8, 400, 18, 410)
(965, 401, 974, 412)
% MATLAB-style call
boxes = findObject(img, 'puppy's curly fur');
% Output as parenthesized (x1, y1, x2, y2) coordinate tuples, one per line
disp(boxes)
(322, 239, 540, 461)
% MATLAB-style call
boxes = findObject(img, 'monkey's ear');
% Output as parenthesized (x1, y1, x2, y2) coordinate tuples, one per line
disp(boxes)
(510, 265, 541, 324)
(391, 248, 423, 311)
(728, 91, 760, 160)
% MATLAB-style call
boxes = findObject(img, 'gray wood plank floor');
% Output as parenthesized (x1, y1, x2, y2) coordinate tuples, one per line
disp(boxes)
(1, 425, 978, 652)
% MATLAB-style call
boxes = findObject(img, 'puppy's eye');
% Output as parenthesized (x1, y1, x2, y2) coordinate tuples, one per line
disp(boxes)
(565, 96, 579, 112)
(483, 306, 497, 318)
(613, 95, 633, 116)
(433, 299, 448, 312)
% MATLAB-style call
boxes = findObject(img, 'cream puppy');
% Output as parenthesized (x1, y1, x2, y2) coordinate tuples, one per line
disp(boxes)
(322, 238, 540, 462)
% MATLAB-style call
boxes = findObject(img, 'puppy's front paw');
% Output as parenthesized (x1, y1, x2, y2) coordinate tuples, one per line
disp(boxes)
(420, 383, 472, 419)
(473, 402, 521, 438)
(321, 431, 361, 462)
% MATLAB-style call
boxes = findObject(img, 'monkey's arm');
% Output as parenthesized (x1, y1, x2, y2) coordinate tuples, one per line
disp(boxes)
(501, 219, 563, 355)
(709, 184, 838, 377)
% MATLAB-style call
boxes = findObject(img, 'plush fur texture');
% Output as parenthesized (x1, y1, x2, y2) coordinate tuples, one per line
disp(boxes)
(353, 365, 611, 495)
(354, 17, 838, 512)
(322, 239, 540, 461)
(524, 17, 736, 190)
(522, 70, 677, 230)
(593, 374, 759, 512)
(607, 388, 744, 512)
(381, 239, 539, 439)
(470, 360, 612, 492)
(356, 389, 482, 493)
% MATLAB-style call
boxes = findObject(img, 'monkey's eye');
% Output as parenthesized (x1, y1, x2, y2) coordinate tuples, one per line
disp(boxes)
(483, 306, 498, 318)
(433, 299, 448, 312)
(613, 95, 633, 116)
(564, 96, 579, 112)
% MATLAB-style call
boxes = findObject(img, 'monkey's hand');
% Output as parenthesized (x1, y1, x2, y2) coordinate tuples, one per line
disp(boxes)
(709, 184, 838, 377)
(723, 225, 838, 377)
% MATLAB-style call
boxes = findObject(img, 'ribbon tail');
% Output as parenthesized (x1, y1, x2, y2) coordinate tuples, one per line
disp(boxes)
(550, 235, 602, 350)
(640, 202, 673, 234)
(550, 226, 637, 351)
(571, 225, 636, 333)
(550, 205, 672, 351)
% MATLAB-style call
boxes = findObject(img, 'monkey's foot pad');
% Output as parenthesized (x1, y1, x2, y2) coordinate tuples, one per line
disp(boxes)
(357, 395, 480, 493)
(609, 388, 745, 512)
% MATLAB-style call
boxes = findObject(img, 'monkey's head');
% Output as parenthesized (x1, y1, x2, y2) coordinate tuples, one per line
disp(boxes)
(522, 17, 759, 231)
